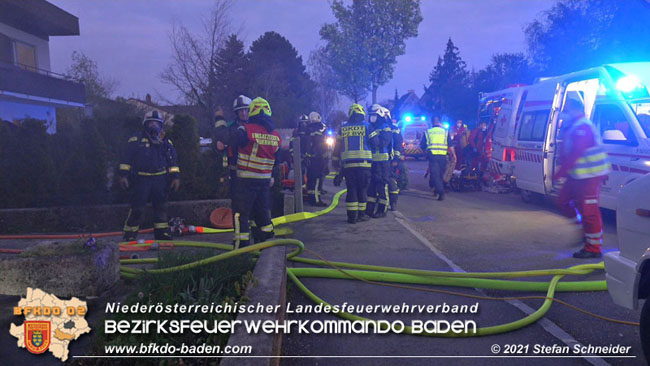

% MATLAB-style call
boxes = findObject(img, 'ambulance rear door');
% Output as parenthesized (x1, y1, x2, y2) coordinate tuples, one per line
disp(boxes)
(513, 82, 554, 195)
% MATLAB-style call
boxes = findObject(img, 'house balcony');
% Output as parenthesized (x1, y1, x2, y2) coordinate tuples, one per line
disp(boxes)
(0, 61, 86, 106)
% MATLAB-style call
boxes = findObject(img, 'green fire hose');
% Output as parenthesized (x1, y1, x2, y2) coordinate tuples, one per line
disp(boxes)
(119, 188, 636, 336)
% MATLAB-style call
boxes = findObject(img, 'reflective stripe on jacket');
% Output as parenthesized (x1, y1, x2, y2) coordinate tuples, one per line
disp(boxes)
(237, 124, 280, 179)
(425, 127, 448, 155)
(565, 118, 610, 179)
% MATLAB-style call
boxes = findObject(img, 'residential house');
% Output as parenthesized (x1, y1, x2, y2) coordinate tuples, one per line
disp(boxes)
(0, 0, 86, 134)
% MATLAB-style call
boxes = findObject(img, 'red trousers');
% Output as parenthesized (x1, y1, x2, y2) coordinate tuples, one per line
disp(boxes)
(556, 176, 604, 253)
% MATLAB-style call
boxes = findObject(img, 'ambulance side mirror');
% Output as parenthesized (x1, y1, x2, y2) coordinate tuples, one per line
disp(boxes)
(603, 130, 627, 142)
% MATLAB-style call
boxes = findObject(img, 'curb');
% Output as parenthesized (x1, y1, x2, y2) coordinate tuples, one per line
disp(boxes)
(221, 244, 287, 366)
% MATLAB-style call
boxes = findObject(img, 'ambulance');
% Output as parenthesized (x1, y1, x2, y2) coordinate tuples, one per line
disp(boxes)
(482, 62, 650, 210)
(401, 115, 429, 159)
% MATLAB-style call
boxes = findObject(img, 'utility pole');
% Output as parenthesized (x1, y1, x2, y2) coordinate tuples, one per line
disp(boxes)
(293, 137, 304, 212)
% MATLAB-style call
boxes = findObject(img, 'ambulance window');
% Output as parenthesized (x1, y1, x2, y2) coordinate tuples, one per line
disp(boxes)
(518, 110, 549, 142)
(593, 104, 637, 145)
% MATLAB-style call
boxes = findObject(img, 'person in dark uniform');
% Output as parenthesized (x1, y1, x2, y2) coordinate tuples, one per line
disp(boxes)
(215, 95, 252, 195)
(214, 97, 280, 248)
(119, 110, 180, 241)
(305, 111, 328, 207)
(289, 114, 309, 172)
(366, 104, 393, 218)
(388, 113, 403, 211)
(332, 104, 372, 224)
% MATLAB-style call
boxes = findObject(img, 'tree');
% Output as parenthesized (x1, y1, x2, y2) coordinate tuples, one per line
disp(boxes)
(525, 0, 650, 75)
(65, 51, 118, 101)
(247, 31, 315, 128)
(308, 47, 340, 126)
(474, 53, 535, 93)
(161, 0, 236, 134)
(213, 34, 250, 121)
(320, 0, 423, 103)
(427, 38, 474, 120)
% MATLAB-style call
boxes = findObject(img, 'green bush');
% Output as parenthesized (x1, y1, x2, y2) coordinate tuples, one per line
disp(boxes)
(94, 250, 256, 365)
(167, 114, 229, 201)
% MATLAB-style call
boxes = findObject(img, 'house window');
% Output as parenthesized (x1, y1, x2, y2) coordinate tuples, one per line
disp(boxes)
(15, 41, 36, 71)
(0, 33, 13, 64)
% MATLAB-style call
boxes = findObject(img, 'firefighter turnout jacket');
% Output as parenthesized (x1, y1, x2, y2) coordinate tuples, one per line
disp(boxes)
(119, 132, 180, 179)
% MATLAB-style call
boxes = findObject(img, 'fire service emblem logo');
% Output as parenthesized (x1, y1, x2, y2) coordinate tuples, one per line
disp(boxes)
(25, 321, 51, 354)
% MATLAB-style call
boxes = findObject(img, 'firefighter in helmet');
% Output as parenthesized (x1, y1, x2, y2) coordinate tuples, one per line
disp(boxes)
(214, 97, 280, 248)
(366, 104, 393, 218)
(305, 111, 329, 206)
(387, 109, 402, 211)
(119, 110, 180, 241)
(214, 95, 252, 194)
(332, 103, 372, 223)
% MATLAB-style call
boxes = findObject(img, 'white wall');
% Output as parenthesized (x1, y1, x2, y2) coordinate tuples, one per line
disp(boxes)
(0, 22, 51, 71)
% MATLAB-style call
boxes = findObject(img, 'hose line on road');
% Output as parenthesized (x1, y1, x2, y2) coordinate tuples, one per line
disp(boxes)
(119, 237, 639, 332)
(35, 185, 632, 334)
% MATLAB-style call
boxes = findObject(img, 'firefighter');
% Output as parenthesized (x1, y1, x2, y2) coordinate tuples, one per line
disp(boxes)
(332, 104, 372, 224)
(214, 95, 266, 242)
(553, 98, 610, 259)
(305, 111, 328, 207)
(214, 97, 280, 248)
(388, 112, 402, 211)
(420, 116, 448, 200)
(287, 114, 309, 193)
(289, 114, 309, 168)
(366, 104, 393, 218)
(214, 95, 252, 195)
(119, 110, 180, 241)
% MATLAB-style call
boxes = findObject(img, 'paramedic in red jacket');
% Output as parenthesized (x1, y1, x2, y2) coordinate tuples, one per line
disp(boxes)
(553, 98, 611, 259)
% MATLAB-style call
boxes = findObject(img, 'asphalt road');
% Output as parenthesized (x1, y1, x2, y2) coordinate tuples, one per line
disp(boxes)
(282, 159, 645, 366)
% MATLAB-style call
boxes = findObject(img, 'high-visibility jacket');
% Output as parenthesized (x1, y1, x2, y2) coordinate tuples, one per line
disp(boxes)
(563, 117, 610, 179)
(424, 126, 448, 156)
(336, 120, 372, 168)
(237, 123, 281, 179)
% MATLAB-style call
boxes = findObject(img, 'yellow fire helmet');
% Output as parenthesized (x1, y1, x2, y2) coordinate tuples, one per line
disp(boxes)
(249, 97, 272, 117)
(349, 103, 365, 117)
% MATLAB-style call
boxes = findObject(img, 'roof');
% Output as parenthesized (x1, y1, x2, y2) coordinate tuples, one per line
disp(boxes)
(0, 0, 79, 39)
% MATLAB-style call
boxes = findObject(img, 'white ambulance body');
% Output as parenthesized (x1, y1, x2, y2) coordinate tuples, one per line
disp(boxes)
(480, 87, 527, 177)
(486, 62, 650, 210)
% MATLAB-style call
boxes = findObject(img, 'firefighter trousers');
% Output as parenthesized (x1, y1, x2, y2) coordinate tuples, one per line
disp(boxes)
(428, 154, 447, 195)
(367, 161, 391, 215)
(230, 169, 265, 242)
(557, 176, 604, 253)
(232, 178, 274, 248)
(388, 163, 400, 210)
(306, 157, 326, 204)
(123, 175, 170, 240)
(343, 167, 371, 221)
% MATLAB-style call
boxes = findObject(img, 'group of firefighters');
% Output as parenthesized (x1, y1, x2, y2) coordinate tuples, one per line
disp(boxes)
(117, 95, 608, 259)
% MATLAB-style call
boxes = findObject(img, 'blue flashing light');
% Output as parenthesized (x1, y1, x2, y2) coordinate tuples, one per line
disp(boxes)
(616, 75, 641, 93)
(443, 122, 450, 130)
(404, 115, 413, 123)
(421, 116, 426, 121)
(327, 129, 334, 136)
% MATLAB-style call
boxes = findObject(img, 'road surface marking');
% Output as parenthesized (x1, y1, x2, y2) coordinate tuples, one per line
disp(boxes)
(392, 209, 611, 366)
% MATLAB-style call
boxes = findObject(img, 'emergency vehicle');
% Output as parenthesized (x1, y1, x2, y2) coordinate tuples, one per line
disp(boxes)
(482, 62, 650, 209)
(604, 172, 650, 360)
(401, 115, 429, 159)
